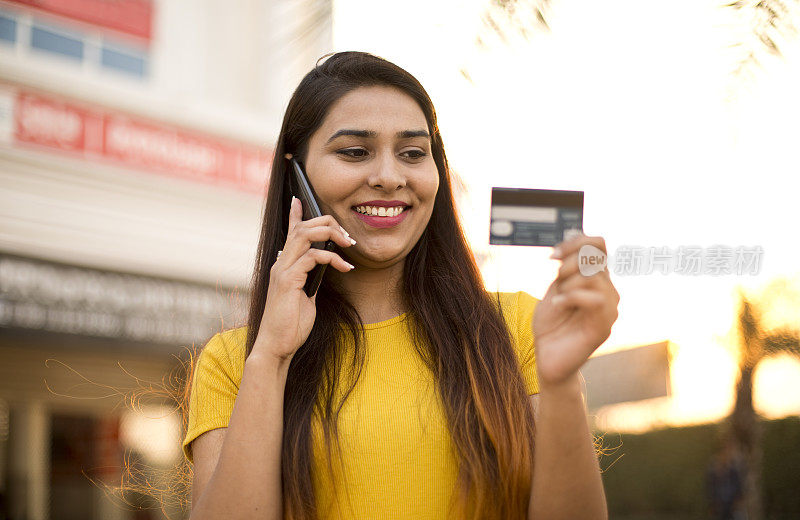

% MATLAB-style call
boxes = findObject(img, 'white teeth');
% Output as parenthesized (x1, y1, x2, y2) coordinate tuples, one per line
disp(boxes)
(354, 205, 407, 216)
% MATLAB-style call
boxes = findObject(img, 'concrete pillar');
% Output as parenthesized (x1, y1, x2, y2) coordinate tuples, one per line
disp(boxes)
(0, 398, 8, 515)
(8, 401, 50, 520)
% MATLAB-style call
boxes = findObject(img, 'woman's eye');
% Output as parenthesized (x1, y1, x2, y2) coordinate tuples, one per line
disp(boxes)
(402, 150, 427, 159)
(337, 148, 368, 158)
(336, 148, 426, 159)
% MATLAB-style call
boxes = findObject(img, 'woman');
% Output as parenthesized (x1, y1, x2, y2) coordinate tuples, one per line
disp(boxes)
(183, 51, 619, 520)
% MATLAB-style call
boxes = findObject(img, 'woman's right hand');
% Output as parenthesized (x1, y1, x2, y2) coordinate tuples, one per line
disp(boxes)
(254, 196, 356, 362)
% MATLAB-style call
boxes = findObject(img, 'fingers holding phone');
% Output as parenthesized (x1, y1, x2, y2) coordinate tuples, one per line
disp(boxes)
(279, 196, 356, 275)
(255, 197, 355, 361)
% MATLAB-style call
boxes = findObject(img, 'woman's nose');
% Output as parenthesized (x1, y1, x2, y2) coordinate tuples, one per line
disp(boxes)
(369, 152, 407, 191)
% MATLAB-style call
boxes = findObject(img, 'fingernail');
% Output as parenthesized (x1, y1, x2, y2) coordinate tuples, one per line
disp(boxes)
(550, 247, 562, 259)
(346, 262, 355, 270)
(349, 238, 357, 245)
(340, 226, 350, 238)
(552, 294, 565, 305)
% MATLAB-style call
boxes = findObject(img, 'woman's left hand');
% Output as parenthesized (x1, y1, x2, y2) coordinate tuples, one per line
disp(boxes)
(532, 233, 620, 390)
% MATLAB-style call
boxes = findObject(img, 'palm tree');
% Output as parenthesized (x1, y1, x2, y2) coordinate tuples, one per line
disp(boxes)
(730, 279, 800, 520)
(475, 0, 800, 83)
(726, 0, 800, 82)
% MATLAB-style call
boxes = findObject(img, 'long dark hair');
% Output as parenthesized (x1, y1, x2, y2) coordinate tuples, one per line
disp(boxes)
(244, 51, 536, 520)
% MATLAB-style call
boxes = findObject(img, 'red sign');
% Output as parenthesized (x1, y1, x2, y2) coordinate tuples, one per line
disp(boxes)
(7, 0, 153, 41)
(15, 92, 89, 151)
(103, 115, 235, 182)
(7, 87, 271, 194)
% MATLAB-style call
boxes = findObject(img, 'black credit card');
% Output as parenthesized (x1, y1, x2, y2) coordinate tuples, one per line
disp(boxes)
(489, 187, 584, 247)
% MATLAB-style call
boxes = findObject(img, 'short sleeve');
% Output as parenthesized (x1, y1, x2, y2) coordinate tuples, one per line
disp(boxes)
(182, 330, 245, 463)
(514, 291, 540, 395)
(496, 291, 540, 395)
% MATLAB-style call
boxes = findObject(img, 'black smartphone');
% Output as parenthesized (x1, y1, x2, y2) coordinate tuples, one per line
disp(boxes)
(288, 157, 336, 297)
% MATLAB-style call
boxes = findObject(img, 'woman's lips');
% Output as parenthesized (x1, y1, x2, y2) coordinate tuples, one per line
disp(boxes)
(352, 207, 410, 228)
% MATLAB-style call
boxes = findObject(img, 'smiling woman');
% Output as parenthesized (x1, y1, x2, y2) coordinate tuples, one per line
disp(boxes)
(181, 51, 615, 520)
(303, 84, 439, 283)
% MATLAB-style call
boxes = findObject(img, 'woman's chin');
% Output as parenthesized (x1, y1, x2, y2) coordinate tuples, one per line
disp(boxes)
(346, 246, 409, 269)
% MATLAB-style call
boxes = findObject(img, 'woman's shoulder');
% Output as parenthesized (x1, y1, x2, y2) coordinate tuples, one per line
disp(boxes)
(195, 325, 249, 383)
(487, 291, 540, 336)
(489, 290, 540, 315)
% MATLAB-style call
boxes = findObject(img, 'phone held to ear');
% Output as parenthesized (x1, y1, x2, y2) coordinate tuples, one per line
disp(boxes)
(287, 155, 337, 297)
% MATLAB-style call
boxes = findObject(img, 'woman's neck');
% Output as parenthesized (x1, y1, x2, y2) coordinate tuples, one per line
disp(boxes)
(329, 260, 406, 324)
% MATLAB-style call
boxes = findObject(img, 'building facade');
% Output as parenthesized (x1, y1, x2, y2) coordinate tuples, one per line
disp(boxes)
(0, 1, 333, 518)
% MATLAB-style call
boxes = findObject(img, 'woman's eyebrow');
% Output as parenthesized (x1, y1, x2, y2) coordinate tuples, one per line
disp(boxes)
(326, 129, 430, 144)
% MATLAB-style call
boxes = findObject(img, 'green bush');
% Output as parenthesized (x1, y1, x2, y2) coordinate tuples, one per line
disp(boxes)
(762, 417, 800, 518)
(599, 417, 800, 520)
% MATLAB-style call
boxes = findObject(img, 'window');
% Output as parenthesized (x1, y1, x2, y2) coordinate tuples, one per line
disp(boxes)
(101, 43, 147, 77)
(31, 24, 84, 61)
(0, 9, 150, 81)
(0, 14, 15, 43)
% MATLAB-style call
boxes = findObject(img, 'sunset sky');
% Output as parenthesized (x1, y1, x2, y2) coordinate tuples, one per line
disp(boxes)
(332, 0, 800, 431)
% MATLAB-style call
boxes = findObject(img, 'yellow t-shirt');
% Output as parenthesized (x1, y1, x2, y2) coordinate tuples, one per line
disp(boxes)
(183, 291, 540, 519)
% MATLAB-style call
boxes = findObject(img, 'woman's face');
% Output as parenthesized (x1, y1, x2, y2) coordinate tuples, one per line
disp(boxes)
(304, 85, 440, 269)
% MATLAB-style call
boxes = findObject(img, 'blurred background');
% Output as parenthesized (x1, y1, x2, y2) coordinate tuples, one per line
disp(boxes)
(0, 0, 798, 519)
